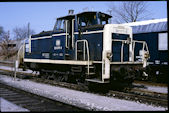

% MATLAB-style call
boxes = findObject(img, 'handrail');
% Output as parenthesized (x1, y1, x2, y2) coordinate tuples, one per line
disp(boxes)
(16, 39, 26, 68)
(75, 39, 90, 75)
(132, 40, 149, 60)
(65, 20, 68, 48)
(112, 39, 149, 63)
(72, 19, 75, 49)
(121, 42, 124, 62)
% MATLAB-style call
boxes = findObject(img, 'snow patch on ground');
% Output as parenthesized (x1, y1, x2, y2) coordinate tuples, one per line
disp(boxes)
(0, 97, 29, 112)
(133, 83, 168, 94)
(0, 65, 39, 74)
(144, 85, 167, 94)
(0, 75, 167, 111)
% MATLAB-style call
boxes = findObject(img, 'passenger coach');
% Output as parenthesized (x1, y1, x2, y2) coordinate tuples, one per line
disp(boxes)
(123, 18, 168, 83)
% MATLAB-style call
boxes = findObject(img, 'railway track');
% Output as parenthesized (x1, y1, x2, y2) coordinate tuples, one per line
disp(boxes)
(108, 90, 168, 107)
(0, 69, 168, 108)
(126, 88, 168, 100)
(134, 80, 168, 87)
(0, 83, 85, 111)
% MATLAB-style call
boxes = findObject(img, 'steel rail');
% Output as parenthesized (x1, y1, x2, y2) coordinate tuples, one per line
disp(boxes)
(0, 83, 85, 111)
(108, 90, 168, 107)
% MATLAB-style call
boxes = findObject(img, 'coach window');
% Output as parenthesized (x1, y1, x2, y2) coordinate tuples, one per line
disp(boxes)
(158, 33, 168, 51)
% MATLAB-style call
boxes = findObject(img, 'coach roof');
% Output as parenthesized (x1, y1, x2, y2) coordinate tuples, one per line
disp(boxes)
(123, 18, 167, 34)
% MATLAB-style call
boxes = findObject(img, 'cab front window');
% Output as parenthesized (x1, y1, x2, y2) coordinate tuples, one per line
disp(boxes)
(53, 19, 66, 32)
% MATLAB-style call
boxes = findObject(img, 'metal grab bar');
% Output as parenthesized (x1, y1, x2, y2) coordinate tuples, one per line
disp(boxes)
(121, 42, 124, 62)
(72, 19, 75, 49)
(112, 39, 149, 63)
(65, 20, 68, 48)
(17, 41, 25, 68)
(75, 40, 90, 75)
(132, 40, 149, 61)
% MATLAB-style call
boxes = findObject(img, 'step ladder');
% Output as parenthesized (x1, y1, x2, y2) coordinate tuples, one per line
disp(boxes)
(85, 65, 95, 77)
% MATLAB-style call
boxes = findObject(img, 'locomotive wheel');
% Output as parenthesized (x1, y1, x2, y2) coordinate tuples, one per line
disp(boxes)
(110, 67, 135, 90)
(67, 75, 77, 84)
(54, 74, 63, 82)
(41, 72, 49, 79)
(62, 74, 68, 82)
(53, 74, 68, 82)
(88, 82, 109, 93)
(39, 70, 46, 78)
(46, 73, 55, 80)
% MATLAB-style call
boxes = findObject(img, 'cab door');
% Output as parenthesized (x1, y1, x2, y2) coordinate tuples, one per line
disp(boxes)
(65, 19, 75, 60)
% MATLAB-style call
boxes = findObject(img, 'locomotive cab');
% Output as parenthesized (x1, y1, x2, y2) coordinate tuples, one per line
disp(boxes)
(77, 12, 111, 31)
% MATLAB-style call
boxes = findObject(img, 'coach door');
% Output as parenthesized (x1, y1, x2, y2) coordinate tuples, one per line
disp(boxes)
(65, 19, 75, 60)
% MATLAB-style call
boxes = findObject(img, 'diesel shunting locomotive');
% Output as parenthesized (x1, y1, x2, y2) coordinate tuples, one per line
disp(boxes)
(18, 11, 150, 88)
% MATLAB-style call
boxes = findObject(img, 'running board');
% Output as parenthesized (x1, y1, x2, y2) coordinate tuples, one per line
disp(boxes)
(85, 79, 109, 83)
(24, 59, 93, 65)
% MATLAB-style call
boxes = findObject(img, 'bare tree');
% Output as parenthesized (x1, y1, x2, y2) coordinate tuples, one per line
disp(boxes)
(13, 24, 35, 41)
(108, 1, 152, 23)
(0, 26, 5, 43)
(0, 26, 4, 35)
(0, 27, 10, 53)
(0, 30, 16, 59)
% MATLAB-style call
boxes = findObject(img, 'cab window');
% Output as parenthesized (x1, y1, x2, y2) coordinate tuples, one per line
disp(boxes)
(99, 13, 109, 25)
(78, 13, 98, 27)
(53, 19, 66, 32)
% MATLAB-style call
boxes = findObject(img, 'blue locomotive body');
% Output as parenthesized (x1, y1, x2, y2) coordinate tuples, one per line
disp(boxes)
(22, 11, 150, 87)
(25, 30, 104, 61)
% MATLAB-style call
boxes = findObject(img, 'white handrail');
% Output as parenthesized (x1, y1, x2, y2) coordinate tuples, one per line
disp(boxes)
(17, 42, 25, 68)
(75, 40, 90, 75)
(112, 39, 149, 63)
(29, 35, 31, 53)
(83, 41, 85, 60)
(132, 41, 135, 62)
(65, 20, 68, 48)
(72, 19, 75, 49)
(142, 42, 145, 61)
(121, 42, 124, 62)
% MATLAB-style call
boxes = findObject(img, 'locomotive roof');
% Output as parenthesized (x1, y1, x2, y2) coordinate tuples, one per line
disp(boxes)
(57, 14, 75, 20)
(57, 11, 112, 20)
(77, 11, 112, 18)
(31, 30, 52, 38)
